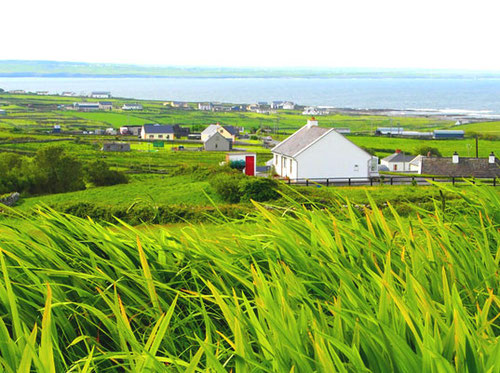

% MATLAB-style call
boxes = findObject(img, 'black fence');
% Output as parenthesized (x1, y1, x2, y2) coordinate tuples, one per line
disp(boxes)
(285, 176, 499, 187)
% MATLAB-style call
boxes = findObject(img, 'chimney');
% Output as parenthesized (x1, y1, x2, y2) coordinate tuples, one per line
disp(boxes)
(395, 149, 401, 153)
(452, 151, 459, 164)
(306, 116, 318, 128)
(489, 152, 496, 164)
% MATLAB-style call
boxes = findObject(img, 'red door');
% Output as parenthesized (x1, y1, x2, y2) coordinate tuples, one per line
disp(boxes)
(245, 156, 255, 176)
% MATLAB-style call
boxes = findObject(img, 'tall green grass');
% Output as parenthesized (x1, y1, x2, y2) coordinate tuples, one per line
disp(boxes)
(0, 184, 498, 371)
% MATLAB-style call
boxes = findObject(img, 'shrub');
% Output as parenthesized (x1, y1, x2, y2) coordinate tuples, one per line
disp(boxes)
(415, 146, 442, 157)
(239, 177, 280, 202)
(84, 160, 128, 186)
(209, 173, 245, 203)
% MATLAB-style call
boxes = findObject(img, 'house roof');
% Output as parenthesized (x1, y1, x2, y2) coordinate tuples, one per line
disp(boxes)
(205, 131, 231, 143)
(142, 124, 174, 134)
(418, 156, 500, 177)
(271, 126, 332, 157)
(223, 125, 238, 136)
(99, 101, 112, 105)
(382, 152, 417, 163)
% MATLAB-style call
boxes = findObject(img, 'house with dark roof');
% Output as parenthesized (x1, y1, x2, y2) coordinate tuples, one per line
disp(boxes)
(141, 124, 175, 140)
(381, 150, 418, 172)
(99, 101, 113, 111)
(271, 118, 379, 180)
(410, 152, 500, 177)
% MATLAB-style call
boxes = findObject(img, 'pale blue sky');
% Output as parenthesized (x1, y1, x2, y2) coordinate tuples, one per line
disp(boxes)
(1, 0, 499, 70)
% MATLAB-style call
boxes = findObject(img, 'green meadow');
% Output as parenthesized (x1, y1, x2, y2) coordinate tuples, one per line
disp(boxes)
(0, 184, 498, 371)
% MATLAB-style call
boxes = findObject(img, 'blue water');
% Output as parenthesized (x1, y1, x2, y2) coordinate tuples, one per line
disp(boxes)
(1, 77, 500, 115)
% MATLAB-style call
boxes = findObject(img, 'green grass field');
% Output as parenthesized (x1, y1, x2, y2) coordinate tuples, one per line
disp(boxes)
(0, 184, 498, 371)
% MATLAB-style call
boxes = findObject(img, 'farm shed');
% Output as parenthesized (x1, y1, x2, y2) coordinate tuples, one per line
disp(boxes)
(102, 143, 131, 152)
(433, 130, 464, 139)
(226, 153, 257, 176)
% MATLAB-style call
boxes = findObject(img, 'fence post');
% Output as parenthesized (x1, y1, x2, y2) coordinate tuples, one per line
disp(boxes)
(326, 178, 329, 187)
(288, 178, 291, 185)
(452, 177, 455, 186)
(494, 177, 496, 187)
(306, 179, 309, 187)
(348, 178, 351, 186)
(370, 177, 373, 186)
(390, 177, 393, 185)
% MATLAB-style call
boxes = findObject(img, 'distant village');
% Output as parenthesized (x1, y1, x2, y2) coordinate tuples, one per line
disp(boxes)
(3, 89, 499, 182)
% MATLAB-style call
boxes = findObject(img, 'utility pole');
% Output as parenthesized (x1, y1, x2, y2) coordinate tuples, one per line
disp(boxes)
(475, 135, 479, 158)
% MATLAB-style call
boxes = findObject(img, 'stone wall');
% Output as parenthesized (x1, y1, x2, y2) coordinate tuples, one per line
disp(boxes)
(0, 192, 20, 207)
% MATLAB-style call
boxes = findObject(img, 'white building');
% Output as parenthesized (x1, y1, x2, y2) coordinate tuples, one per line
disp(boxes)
(122, 103, 143, 111)
(201, 123, 236, 142)
(381, 150, 417, 172)
(198, 102, 213, 111)
(271, 118, 379, 180)
(90, 91, 111, 98)
(282, 101, 296, 110)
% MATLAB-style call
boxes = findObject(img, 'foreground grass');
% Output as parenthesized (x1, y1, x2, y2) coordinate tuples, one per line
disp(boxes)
(0, 184, 498, 371)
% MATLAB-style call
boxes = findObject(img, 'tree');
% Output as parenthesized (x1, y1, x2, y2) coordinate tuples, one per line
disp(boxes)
(84, 160, 128, 186)
(415, 146, 442, 157)
(31, 146, 85, 194)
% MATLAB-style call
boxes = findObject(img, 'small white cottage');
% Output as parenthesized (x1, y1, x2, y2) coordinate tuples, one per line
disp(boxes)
(271, 118, 378, 180)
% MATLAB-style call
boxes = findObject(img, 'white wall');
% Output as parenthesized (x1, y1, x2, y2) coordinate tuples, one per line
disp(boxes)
(294, 131, 373, 179)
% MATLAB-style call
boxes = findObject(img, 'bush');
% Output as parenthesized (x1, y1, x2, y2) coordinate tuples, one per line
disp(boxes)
(240, 178, 280, 202)
(209, 173, 245, 203)
(210, 173, 280, 203)
(415, 146, 442, 157)
(84, 160, 128, 186)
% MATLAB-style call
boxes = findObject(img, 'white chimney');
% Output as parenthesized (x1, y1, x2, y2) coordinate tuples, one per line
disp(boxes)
(452, 151, 459, 164)
(489, 152, 496, 164)
(306, 117, 318, 128)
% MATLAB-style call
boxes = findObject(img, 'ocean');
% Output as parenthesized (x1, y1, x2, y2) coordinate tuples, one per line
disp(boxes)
(1, 77, 500, 117)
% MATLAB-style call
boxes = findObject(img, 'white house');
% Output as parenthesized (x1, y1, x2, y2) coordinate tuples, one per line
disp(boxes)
(282, 101, 296, 110)
(198, 102, 213, 111)
(271, 118, 379, 180)
(122, 103, 143, 111)
(381, 150, 417, 172)
(90, 91, 111, 98)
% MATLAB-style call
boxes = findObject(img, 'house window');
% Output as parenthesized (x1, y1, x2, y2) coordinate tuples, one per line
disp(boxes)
(284, 158, 287, 168)
(158, 135, 163, 139)
(275, 154, 278, 164)
(166, 135, 170, 140)
(149, 135, 154, 139)
(354, 164, 359, 172)
(394, 164, 398, 171)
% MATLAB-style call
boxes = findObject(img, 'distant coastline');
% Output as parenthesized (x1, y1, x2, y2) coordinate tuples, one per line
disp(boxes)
(1, 60, 500, 79)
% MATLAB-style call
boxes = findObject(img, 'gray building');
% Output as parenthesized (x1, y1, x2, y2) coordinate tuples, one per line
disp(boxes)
(204, 132, 232, 151)
(102, 143, 131, 152)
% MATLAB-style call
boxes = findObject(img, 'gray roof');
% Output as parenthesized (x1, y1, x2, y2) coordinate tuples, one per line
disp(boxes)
(419, 156, 500, 177)
(382, 152, 417, 163)
(142, 124, 174, 134)
(272, 126, 331, 157)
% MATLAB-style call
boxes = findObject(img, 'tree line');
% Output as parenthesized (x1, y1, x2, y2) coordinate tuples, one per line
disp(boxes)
(0, 145, 128, 195)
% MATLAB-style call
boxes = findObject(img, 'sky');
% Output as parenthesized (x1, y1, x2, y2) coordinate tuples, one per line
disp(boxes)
(1, 0, 499, 70)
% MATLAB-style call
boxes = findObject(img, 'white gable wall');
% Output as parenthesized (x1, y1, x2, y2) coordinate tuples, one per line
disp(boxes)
(294, 131, 373, 179)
